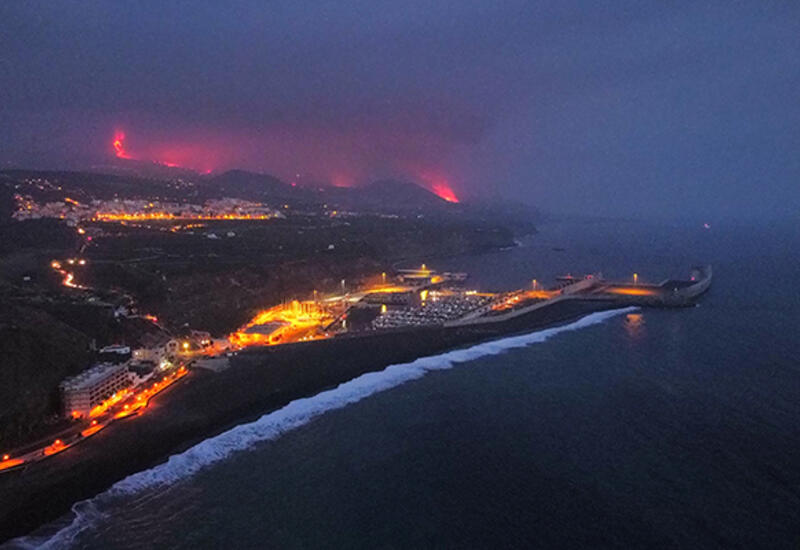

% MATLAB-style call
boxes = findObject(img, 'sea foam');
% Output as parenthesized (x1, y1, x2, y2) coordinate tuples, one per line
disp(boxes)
(8, 306, 635, 550)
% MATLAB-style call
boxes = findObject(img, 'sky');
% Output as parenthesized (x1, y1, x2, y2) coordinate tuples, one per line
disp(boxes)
(1, 1, 798, 220)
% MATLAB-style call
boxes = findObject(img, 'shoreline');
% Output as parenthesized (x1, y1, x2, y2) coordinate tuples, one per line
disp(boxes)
(0, 299, 615, 543)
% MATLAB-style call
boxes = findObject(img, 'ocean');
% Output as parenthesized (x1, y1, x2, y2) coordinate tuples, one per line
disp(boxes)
(9, 218, 800, 549)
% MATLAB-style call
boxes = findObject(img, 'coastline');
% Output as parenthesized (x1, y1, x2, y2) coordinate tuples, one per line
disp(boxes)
(0, 299, 615, 543)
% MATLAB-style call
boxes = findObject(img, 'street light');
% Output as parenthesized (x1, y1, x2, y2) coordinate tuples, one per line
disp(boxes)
(633, 273, 638, 284)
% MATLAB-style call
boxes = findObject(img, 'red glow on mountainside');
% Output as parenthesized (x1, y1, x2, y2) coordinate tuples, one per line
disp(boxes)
(415, 168, 460, 203)
(331, 174, 355, 188)
(431, 183, 459, 203)
(112, 132, 131, 159)
(111, 130, 206, 170)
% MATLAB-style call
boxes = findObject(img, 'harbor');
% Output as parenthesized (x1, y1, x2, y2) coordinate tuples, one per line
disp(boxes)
(0, 264, 712, 477)
(0, 263, 712, 541)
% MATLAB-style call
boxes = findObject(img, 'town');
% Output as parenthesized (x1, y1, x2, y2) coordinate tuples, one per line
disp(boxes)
(13, 195, 285, 224)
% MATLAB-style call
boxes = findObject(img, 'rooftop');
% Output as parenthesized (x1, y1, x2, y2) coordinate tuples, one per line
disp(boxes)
(59, 363, 126, 391)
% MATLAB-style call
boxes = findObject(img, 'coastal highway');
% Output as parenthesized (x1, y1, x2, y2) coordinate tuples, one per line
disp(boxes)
(0, 299, 616, 542)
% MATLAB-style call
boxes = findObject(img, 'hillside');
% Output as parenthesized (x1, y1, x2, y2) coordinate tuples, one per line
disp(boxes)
(0, 169, 458, 215)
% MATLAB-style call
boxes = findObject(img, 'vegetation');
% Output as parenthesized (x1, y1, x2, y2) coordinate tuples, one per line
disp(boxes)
(0, 300, 90, 447)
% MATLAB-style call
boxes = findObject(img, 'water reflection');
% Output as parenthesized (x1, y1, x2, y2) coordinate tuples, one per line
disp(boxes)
(624, 312, 646, 339)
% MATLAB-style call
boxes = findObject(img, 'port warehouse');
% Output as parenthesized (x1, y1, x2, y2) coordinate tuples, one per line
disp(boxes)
(239, 266, 712, 367)
(56, 266, 710, 419)
(335, 267, 710, 334)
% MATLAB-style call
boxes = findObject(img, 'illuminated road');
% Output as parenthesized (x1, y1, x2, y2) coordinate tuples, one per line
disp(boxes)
(0, 365, 188, 474)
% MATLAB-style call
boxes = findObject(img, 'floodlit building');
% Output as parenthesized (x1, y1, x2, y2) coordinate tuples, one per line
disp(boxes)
(60, 363, 131, 418)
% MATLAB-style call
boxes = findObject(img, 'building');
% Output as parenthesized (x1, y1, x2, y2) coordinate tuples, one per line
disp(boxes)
(59, 363, 131, 418)
(98, 344, 131, 364)
(127, 361, 157, 385)
(132, 333, 181, 363)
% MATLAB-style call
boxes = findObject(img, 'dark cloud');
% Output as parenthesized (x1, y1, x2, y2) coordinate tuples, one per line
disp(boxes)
(1, 1, 798, 219)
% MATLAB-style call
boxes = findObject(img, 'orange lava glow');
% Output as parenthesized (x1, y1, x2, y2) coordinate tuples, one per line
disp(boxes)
(431, 183, 459, 203)
(331, 174, 354, 188)
(112, 132, 131, 159)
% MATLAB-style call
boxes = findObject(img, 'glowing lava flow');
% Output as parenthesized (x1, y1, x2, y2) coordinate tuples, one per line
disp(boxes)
(431, 183, 459, 203)
(113, 132, 131, 159)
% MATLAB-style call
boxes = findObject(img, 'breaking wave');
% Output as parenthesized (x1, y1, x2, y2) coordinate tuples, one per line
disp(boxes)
(8, 307, 636, 549)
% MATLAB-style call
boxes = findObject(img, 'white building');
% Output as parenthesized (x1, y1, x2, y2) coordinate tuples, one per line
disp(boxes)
(99, 344, 130, 355)
(132, 336, 181, 363)
(59, 363, 131, 418)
